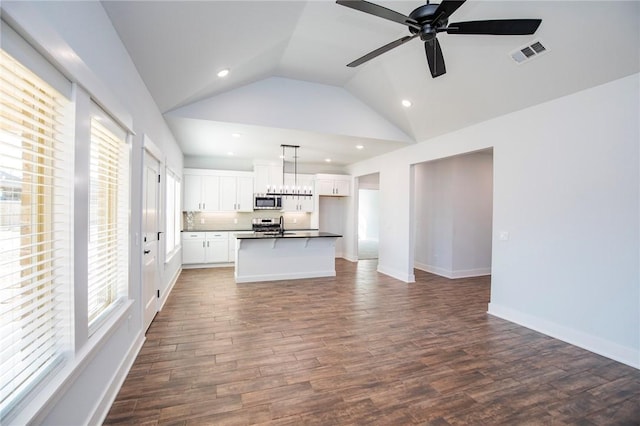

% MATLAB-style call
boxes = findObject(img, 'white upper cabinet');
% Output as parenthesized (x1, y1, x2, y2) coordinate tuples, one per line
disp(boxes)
(183, 173, 220, 211)
(183, 169, 253, 212)
(281, 173, 315, 212)
(253, 162, 283, 194)
(219, 175, 254, 212)
(315, 174, 351, 196)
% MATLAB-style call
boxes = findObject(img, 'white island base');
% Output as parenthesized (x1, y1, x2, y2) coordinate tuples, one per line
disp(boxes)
(234, 233, 340, 283)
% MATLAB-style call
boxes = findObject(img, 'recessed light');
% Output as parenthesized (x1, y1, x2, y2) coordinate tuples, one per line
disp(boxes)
(231, 132, 241, 138)
(227, 151, 234, 156)
(401, 99, 412, 108)
(217, 68, 230, 78)
(325, 158, 332, 163)
(356, 145, 364, 150)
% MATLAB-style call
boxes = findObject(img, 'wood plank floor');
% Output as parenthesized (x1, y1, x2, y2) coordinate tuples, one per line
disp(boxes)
(105, 260, 640, 425)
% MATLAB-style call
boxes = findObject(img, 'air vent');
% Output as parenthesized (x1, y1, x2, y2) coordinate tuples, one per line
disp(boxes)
(510, 40, 548, 64)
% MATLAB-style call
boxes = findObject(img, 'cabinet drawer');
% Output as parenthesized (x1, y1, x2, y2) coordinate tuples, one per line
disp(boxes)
(182, 232, 204, 240)
(206, 232, 228, 239)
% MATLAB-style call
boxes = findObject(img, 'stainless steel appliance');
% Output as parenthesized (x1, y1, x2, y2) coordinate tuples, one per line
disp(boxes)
(253, 195, 282, 210)
(252, 217, 282, 233)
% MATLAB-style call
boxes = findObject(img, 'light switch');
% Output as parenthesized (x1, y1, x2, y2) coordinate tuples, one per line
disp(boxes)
(499, 231, 509, 241)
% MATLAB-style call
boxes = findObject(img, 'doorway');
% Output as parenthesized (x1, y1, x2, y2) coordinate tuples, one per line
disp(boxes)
(357, 173, 380, 260)
(142, 150, 160, 331)
(413, 150, 493, 279)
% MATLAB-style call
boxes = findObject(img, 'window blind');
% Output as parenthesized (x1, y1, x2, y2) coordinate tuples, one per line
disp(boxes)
(0, 49, 72, 418)
(87, 108, 129, 330)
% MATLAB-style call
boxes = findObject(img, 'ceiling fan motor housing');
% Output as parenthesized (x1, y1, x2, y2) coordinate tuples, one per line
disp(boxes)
(408, 4, 446, 41)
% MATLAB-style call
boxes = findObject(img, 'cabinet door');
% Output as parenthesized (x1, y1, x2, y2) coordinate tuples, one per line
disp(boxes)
(218, 176, 237, 211)
(182, 234, 205, 264)
(316, 179, 335, 196)
(299, 196, 314, 212)
(228, 236, 236, 262)
(333, 179, 350, 196)
(183, 174, 202, 211)
(280, 196, 298, 212)
(205, 232, 229, 263)
(201, 175, 220, 211)
(236, 176, 254, 212)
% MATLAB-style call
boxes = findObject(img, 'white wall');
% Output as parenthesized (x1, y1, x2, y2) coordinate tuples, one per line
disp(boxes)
(2, 1, 184, 424)
(347, 74, 640, 368)
(414, 152, 493, 278)
(358, 189, 379, 241)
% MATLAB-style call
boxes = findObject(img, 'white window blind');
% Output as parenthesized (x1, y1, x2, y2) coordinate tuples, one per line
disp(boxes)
(88, 107, 129, 330)
(165, 169, 181, 258)
(0, 49, 72, 418)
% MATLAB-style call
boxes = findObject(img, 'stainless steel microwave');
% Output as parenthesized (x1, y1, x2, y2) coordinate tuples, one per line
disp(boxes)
(253, 195, 282, 210)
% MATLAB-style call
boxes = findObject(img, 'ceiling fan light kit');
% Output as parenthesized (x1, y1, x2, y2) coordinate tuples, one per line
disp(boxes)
(337, 0, 542, 78)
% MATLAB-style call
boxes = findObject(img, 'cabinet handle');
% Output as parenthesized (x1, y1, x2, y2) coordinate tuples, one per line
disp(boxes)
(207, 241, 210, 247)
(202, 241, 205, 248)
(203, 203, 206, 210)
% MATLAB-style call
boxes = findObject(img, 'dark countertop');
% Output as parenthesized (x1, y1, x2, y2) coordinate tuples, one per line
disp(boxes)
(182, 229, 319, 233)
(235, 231, 341, 239)
(182, 229, 252, 233)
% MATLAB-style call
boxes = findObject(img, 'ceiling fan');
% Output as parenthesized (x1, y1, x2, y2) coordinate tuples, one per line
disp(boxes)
(336, 0, 542, 78)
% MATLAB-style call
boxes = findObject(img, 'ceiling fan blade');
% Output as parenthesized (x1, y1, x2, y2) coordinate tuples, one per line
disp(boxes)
(336, 0, 420, 30)
(347, 34, 419, 67)
(424, 37, 446, 78)
(446, 19, 542, 35)
(431, 0, 467, 23)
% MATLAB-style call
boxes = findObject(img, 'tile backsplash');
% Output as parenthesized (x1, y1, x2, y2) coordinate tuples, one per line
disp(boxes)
(183, 211, 311, 231)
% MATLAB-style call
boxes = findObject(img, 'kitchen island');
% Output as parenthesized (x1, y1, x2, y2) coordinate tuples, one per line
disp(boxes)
(234, 231, 342, 283)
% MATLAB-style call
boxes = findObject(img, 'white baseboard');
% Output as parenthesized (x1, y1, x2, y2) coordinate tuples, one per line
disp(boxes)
(159, 266, 181, 311)
(182, 262, 234, 269)
(377, 263, 415, 283)
(235, 269, 336, 283)
(414, 262, 491, 279)
(89, 331, 145, 425)
(488, 303, 639, 370)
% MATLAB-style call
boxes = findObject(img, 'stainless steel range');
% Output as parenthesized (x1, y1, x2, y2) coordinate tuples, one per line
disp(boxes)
(251, 217, 281, 233)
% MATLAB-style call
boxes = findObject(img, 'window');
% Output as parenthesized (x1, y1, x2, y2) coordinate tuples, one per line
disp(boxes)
(87, 106, 129, 329)
(0, 49, 72, 418)
(165, 168, 181, 258)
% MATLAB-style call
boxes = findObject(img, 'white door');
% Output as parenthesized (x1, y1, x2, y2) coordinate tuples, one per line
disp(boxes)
(143, 151, 160, 331)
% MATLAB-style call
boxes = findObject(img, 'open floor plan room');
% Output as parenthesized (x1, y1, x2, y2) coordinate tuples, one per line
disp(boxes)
(105, 260, 640, 425)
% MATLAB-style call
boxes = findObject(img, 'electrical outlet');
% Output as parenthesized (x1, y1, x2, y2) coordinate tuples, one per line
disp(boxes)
(233, 218, 238, 224)
(499, 231, 509, 241)
(293, 218, 297, 224)
(200, 218, 205, 224)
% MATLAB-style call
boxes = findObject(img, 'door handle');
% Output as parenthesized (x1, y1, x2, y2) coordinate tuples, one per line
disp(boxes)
(144, 250, 151, 254)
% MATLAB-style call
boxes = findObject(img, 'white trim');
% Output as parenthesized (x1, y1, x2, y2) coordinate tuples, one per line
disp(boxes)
(11, 301, 134, 425)
(235, 270, 336, 284)
(377, 264, 415, 283)
(1, 1, 134, 133)
(414, 262, 491, 279)
(488, 303, 640, 370)
(88, 331, 145, 426)
(159, 267, 182, 311)
(182, 262, 235, 269)
(143, 134, 163, 162)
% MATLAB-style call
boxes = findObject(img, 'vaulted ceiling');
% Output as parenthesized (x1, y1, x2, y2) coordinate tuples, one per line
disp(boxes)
(102, 1, 639, 171)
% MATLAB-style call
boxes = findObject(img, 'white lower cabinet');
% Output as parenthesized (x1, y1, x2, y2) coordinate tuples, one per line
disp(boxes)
(182, 232, 231, 264)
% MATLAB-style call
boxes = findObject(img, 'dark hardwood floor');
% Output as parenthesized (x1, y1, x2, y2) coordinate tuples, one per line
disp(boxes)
(105, 259, 640, 425)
